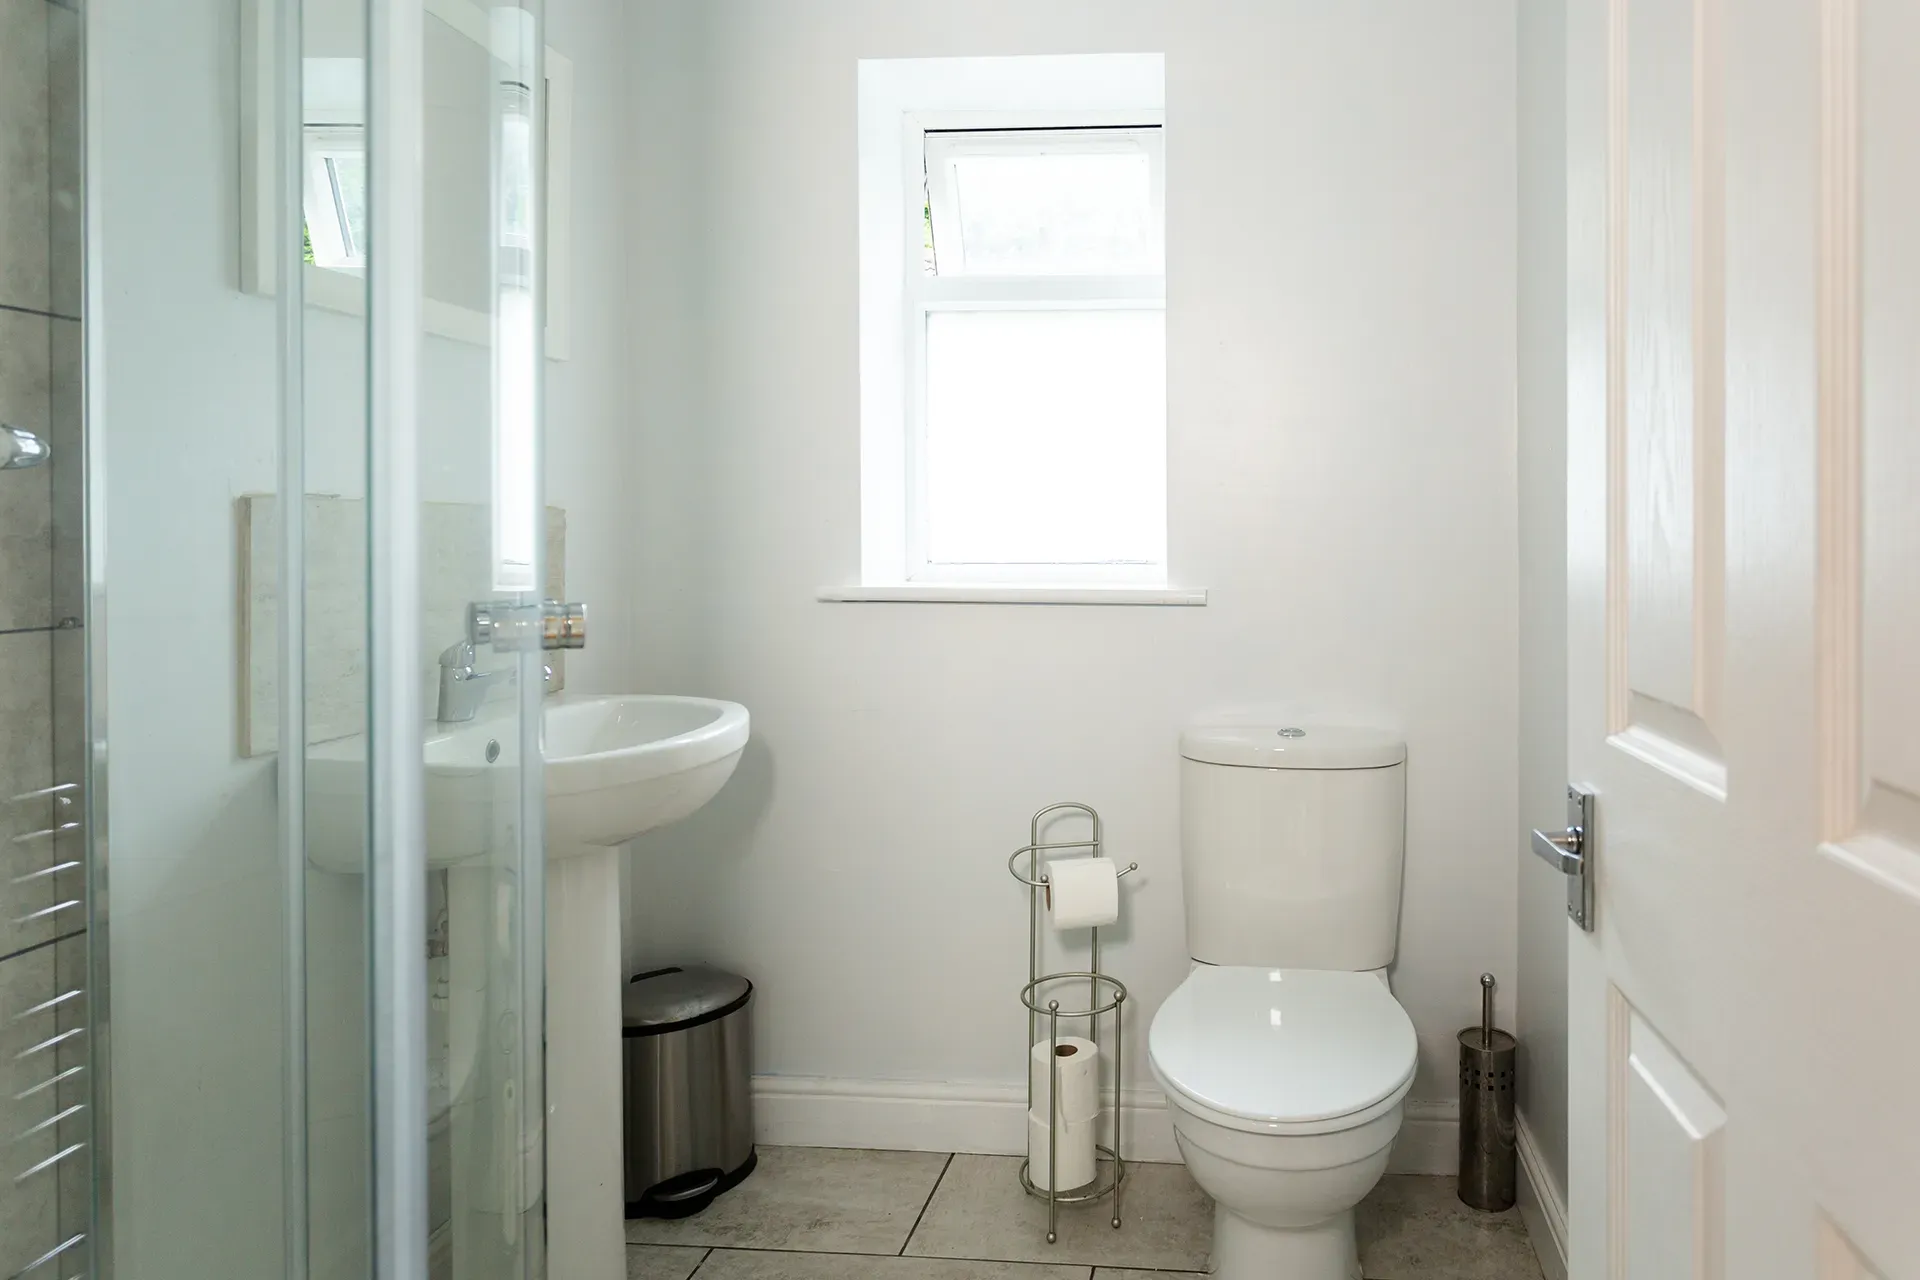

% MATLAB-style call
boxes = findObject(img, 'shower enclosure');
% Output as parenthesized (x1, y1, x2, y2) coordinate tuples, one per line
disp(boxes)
(0, 0, 556, 1277)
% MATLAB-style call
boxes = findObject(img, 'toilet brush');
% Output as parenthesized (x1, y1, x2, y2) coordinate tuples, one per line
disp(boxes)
(1457, 973, 1517, 1210)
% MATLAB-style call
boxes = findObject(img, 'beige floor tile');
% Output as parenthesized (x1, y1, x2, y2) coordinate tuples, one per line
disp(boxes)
(625, 1146, 952, 1255)
(906, 1155, 1210, 1272)
(1356, 1175, 1542, 1280)
(1094, 1271, 1205, 1279)
(626, 1244, 709, 1280)
(696, 1249, 1090, 1280)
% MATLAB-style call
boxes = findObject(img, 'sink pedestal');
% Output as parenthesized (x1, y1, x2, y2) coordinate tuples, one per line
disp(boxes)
(545, 845, 627, 1280)
(304, 694, 751, 1280)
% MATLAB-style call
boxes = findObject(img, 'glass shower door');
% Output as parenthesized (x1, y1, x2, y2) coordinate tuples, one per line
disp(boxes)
(17, 0, 553, 1273)
(284, 1, 553, 1278)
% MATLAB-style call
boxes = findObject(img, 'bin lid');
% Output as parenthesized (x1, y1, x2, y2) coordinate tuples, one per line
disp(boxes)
(623, 964, 753, 1037)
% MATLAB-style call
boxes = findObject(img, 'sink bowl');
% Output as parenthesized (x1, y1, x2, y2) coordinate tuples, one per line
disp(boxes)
(544, 695, 749, 850)
(304, 693, 750, 872)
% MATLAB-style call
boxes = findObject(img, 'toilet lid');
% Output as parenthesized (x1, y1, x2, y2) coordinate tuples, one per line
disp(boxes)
(1149, 966, 1417, 1127)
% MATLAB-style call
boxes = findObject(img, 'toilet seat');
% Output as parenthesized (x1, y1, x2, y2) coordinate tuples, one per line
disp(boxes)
(1149, 966, 1417, 1137)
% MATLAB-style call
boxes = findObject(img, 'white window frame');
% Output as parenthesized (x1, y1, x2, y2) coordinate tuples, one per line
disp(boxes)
(904, 117, 1166, 585)
(844, 54, 1200, 605)
(901, 112, 1167, 586)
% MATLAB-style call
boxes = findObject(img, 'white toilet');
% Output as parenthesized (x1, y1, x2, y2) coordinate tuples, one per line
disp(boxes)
(1148, 724, 1416, 1280)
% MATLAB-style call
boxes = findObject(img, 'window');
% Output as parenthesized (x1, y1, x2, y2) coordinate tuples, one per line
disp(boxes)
(916, 128, 1165, 576)
(302, 126, 368, 270)
(854, 55, 1184, 600)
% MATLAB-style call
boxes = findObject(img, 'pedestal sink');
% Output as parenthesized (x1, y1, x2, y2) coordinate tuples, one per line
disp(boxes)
(539, 695, 747, 1280)
(303, 693, 749, 1280)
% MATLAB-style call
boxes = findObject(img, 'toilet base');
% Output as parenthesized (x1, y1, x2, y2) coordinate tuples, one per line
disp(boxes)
(1213, 1202, 1360, 1280)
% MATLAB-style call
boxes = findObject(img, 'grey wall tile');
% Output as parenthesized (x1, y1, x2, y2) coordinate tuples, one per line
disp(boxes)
(48, 625, 83, 912)
(0, 0, 50, 313)
(49, 319, 82, 624)
(46, 0, 82, 319)
(0, 309, 53, 629)
(0, 629, 55, 956)
(0, 945, 61, 1279)
(53, 928, 92, 1245)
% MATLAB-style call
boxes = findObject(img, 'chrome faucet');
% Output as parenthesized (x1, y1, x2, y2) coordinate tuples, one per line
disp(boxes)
(435, 642, 553, 723)
(438, 599, 585, 722)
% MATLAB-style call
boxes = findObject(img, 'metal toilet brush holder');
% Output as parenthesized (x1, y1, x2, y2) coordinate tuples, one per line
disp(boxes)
(1457, 972, 1518, 1211)
(1008, 802, 1138, 1244)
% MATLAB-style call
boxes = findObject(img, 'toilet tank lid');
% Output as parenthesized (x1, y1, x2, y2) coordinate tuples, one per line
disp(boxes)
(1180, 724, 1405, 769)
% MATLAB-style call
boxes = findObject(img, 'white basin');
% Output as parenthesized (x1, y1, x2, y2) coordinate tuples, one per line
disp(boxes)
(545, 694, 749, 850)
(304, 693, 750, 871)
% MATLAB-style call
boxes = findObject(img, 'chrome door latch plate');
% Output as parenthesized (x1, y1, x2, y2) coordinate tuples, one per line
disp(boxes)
(1531, 786, 1595, 932)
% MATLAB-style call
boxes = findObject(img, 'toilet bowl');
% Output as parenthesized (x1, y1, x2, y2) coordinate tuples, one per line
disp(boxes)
(1149, 964, 1417, 1279)
(1157, 723, 1413, 1280)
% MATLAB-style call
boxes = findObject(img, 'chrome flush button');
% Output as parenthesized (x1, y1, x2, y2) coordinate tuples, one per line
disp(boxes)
(1277, 727, 1306, 738)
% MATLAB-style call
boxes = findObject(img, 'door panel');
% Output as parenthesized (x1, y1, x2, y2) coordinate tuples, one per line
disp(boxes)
(1616, 994, 1725, 1280)
(1852, 0, 1920, 895)
(1618, 0, 1727, 795)
(1621, 0, 1724, 781)
(1566, 0, 1920, 1275)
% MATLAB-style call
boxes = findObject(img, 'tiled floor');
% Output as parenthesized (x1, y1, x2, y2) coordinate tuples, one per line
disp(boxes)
(626, 1147, 1545, 1280)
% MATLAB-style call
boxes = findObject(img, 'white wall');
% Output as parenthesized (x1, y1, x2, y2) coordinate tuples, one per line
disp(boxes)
(1516, 0, 1572, 1215)
(95, 0, 631, 1272)
(625, 0, 1520, 1115)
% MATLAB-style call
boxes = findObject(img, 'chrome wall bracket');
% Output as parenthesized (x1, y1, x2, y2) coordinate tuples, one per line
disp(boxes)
(1530, 786, 1595, 932)
(466, 599, 587, 652)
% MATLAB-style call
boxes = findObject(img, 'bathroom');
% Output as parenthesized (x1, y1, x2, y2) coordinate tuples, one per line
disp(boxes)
(3, 1, 1916, 1279)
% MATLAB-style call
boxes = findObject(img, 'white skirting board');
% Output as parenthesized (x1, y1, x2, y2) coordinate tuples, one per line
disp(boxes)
(751, 1076, 1461, 1176)
(1515, 1111, 1570, 1280)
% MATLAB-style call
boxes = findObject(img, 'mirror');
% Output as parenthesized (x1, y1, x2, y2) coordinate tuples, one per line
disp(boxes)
(240, 0, 574, 359)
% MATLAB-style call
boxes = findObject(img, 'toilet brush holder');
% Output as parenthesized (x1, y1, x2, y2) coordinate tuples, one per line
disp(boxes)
(1457, 973, 1517, 1211)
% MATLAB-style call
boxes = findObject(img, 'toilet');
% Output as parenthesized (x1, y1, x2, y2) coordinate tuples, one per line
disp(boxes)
(1148, 724, 1415, 1280)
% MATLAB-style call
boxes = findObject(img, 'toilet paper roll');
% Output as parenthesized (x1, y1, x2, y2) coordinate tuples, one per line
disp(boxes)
(1029, 1036, 1101, 1125)
(1045, 857, 1120, 931)
(1027, 1108, 1097, 1192)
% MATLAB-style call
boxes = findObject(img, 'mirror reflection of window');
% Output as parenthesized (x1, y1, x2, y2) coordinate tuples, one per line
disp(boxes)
(302, 126, 367, 270)
(491, 13, 540, 594)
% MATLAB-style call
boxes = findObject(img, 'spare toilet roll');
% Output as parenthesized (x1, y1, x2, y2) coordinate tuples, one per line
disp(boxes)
(1027, 1108, 1097, 1192)
(1029, 1036, 1101, 1125)
(1046, 857, 1120, 930)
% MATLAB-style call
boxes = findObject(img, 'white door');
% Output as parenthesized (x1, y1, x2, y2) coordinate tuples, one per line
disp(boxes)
(1564, 0, 1920, 1276)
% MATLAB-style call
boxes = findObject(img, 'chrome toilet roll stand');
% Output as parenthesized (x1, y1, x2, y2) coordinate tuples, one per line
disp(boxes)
(1008, 802, 1138, 1243)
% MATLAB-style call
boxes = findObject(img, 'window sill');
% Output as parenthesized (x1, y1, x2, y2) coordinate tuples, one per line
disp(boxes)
(816, 584, 1208, 606)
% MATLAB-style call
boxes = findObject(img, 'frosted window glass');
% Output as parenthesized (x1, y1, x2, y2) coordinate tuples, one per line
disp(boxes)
(948, 152, 1158, 275)
(924, 309, 1165, 565)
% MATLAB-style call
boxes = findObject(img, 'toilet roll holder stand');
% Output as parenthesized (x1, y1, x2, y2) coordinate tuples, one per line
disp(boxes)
(1008, 802, 1138, 1243)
